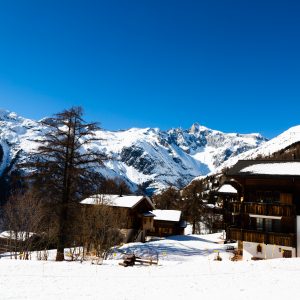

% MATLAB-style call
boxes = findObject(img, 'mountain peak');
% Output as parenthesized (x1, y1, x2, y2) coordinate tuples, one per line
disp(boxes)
(0, 109, 19, 121)
(189, 122, 209, 134)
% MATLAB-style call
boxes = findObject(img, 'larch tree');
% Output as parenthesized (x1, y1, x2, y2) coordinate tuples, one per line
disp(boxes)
(28, 107, 105, 261)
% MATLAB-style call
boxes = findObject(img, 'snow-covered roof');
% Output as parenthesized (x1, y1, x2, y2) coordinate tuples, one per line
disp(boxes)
(205, 204, 215, 209)
(81, 194, 155, 209)
(217, 184, 238, 194)
(152, 209, 181, 222)
(143, 211, 156, 217)
(0, 231, 35, 241)
(240, 162, 300, 176)
(227, 160, 300, 177)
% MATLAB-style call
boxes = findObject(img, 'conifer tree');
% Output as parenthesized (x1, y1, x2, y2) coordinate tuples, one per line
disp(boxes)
(153, 187, 180, 209)
(181, 181, 205, 234)
(28, 107, 105, 261)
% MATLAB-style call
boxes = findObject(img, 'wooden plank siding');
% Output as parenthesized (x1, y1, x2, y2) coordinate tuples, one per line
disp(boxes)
(148, 220, 184, 237)
(228, 201, 241, 213)
(243, 203, 295, 217)
(228, 202, 295, 217)
(227, 227, 296, 247)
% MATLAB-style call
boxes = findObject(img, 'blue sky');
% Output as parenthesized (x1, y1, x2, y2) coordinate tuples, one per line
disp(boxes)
(0, 0, 299, 138)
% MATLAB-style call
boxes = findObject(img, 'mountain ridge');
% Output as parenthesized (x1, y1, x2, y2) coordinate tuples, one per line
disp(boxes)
(211, 124, 300, 176)
(0, 109, 268, 194)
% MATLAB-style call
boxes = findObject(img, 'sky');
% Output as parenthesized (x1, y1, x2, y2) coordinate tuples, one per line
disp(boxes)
(0, 0, 299, 138)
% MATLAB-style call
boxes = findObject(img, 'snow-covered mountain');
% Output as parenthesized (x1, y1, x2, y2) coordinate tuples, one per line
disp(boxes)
(213, 125, 300, 175)
(0, 109, 267, 193)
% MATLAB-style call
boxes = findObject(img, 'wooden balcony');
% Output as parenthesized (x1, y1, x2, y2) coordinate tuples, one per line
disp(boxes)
(268, 204, 294, 217)
(227, 227, 296, 247)
(230, 202, 296, 217)
(227, 201, 242, 213)
(244, 203, 267, 215)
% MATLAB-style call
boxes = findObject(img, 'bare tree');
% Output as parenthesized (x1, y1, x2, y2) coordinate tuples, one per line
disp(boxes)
(77, 198, 126, 259)
(4, 190, 44, 259)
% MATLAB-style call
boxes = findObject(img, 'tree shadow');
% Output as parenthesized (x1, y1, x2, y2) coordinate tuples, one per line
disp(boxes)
(114, 234, 226, 259)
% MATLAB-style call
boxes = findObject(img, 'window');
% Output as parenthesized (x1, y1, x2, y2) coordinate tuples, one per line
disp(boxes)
(265, 219, 272, 232)
(254, 191, 280, 203)
(273, 219, 281, 233)
(257, 244, 262, 253)
(256, 218, 264, 231)
(283, 250, 292, 258)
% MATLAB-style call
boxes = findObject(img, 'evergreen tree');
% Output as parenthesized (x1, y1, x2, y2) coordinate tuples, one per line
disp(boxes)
(153, 187, 180, 209)
(181, 181, 205, 234)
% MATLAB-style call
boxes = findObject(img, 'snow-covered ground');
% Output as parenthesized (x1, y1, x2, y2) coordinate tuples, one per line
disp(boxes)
(1, 232, 300, 299)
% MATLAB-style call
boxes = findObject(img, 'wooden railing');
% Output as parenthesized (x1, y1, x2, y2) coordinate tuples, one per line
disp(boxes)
(244, 203, 267, 215)
(227, 227, 296, 247)
(268, 204, 294, 217)
(228, 202, 241, 213)
(227, 202, 295, 217)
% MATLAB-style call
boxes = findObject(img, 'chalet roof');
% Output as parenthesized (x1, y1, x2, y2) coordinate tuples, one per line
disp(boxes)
(143, 211, 156, 217)
(152, 209, 182, 222)
(217, 184, 238, 194)
(81, 194, 155, 209)
(227, 160, 300, 178)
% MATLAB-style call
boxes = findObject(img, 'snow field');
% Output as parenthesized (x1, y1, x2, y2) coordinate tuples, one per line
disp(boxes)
(1, 233, 300, 299)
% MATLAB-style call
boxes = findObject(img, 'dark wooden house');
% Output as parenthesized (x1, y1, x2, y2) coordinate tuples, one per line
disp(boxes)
(148, 209, 187, 237)
(81, 194, 155, 242)
(225, 160, 300, 259)
(81, 195, 187, 242)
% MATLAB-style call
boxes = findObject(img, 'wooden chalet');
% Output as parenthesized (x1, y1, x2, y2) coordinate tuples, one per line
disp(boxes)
(148, 209, 187, 237)
(81, 195, 187, 242)
(81, 194, 155, 243)
(224, 160, 300, 260)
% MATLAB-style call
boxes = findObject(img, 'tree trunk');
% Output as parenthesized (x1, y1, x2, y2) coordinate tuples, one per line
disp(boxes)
(192, 220, 196, 234)
(56, 203, 68, 261)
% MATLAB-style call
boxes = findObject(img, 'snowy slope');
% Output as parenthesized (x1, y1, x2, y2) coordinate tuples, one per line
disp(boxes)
(213, 125, 300, 174)
(0, 110, 47, 175)
(0, 109, 266, 193)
